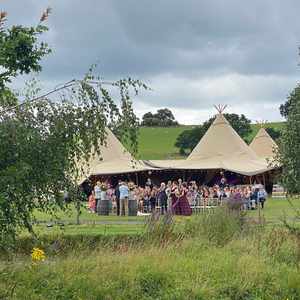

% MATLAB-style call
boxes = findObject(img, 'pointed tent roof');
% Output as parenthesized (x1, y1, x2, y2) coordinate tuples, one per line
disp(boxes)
(78, 128, 150, 183)
(249, 127, 278, 160)
(148, 112, 273, 176)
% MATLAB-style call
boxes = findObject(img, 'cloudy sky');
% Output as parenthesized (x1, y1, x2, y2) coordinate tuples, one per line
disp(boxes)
(2, 0, 300, 124)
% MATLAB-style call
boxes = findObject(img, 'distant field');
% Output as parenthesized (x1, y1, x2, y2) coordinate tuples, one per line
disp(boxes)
(138, 122, 285, 160)
(137, 126, 194, 160)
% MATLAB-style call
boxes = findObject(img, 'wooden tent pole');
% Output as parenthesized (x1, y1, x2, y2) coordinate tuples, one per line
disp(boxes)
(249, 176, 252, 185)
(263, 173, 266, 188)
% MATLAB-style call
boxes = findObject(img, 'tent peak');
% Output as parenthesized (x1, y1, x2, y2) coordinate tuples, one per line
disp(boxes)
(214, 104, 227, 114)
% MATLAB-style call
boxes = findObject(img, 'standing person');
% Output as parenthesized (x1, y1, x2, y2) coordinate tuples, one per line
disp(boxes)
(106, 183, 114, 213)
(119, 181, 129, 216)
(178, 178, 183, 188)
(145, 178, 153, 189)
(171, 181, 180, 215)
(94, 181, 102, 214)
(258, 186, 267, 209)
(157, 182, 168, 215)
(149, 186, 157, 212)
(219, 172, 227, 190)
(165, 181, 172, 210)
(114, 180, 121, 216)
(143, 185, 151, 213)
(177, 182, 192, 216)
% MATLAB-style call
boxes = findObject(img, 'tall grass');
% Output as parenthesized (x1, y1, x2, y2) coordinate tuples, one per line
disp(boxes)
(1, 208, 300, 299)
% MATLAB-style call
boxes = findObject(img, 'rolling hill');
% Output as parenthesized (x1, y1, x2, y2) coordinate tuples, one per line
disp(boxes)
(137, 122, 285, 160)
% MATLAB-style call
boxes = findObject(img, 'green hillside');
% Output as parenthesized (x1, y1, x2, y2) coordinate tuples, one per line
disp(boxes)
(137, 122, 285, 160)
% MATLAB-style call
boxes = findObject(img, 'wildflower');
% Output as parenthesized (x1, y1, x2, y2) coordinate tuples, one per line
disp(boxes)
(31, 247, 46, 262)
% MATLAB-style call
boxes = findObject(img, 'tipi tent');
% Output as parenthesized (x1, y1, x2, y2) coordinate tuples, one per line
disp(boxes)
(78, 128, 150, 183)
(147, 111, 273, 176)
(250, 127, 278, 161)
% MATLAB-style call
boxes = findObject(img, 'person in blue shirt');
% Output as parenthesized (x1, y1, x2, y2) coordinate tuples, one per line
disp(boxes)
(257, 187, 267, 209)
(119, 181, 129, 216)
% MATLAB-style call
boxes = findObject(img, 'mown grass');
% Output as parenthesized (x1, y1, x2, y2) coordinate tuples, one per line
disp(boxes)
(2, 203, 300, 299)
(138, 122, 284, 159)
(33, 207, 145, 223)
(27, 198, 300, 242)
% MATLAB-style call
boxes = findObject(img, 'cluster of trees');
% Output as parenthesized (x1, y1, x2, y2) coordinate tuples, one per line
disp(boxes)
(175, 113, 253, 154)
(141, 108, 178, 127)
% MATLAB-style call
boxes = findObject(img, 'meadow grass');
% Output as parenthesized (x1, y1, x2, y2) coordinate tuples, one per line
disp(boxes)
(137, 122, 284, 159)
(2, 204, 300, 299)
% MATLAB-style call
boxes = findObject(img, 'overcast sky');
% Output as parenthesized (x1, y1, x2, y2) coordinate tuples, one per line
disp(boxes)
(2, 0, 300, 124)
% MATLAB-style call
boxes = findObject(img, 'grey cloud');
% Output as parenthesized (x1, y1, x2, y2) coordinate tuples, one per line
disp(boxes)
(1, 0, 300, 123)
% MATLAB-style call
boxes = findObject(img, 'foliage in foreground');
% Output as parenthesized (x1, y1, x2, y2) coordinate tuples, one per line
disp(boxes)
(0, 11, 146, 246)
(278, 84, 300, 194)
(1, 209, 300, 299)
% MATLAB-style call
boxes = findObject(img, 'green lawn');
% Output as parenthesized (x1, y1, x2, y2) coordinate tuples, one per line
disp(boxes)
(137, 122, 284, 160)
(30, 223, 144, 236)
(30, 198, 300, 237)
(33, 207, 144, 223)
(248, 197, 300, 224)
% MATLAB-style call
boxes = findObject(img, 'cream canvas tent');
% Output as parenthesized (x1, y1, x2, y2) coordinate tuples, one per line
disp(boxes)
(249, 127, 278, 161)
(77, 128, 150, 184)
(147, 111, 273, 176)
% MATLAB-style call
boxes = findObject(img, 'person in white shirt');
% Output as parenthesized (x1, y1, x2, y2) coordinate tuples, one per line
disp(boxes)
(94, 181, 101, 213)
(119, 182, 129, 216)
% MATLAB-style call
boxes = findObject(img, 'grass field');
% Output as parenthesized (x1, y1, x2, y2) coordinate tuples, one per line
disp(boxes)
(138, 122, 284, 160)
(137, 126, 194, 159)
(29, 198, 300, 237)
(2, 198, 300, 299)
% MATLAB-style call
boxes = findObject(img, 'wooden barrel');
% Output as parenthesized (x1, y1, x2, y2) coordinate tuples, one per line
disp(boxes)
(128, 199, 137, 216)
(98, 200, 109, 215)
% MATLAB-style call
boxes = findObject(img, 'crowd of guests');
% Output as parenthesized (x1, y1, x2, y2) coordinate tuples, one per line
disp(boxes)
(87, 176, 268, 216)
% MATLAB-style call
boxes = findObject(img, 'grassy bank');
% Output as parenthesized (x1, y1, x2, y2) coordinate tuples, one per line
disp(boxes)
(2, 206, 300, 299)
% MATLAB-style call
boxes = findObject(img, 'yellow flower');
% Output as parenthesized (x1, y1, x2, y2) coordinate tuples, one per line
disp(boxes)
(31, 247, 46, 262)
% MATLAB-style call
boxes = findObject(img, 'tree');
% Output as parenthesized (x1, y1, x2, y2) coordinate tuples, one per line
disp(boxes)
(156, 108, 178, 126)
(277, 84, 300, 194)
(0, 11, 146, 247)
(175, 113, 252, 154)
(265, 127, 281, 141)
(175, 126, 204, 155)
(0, 10, 51, 107)
(141, 108, 178, 126)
